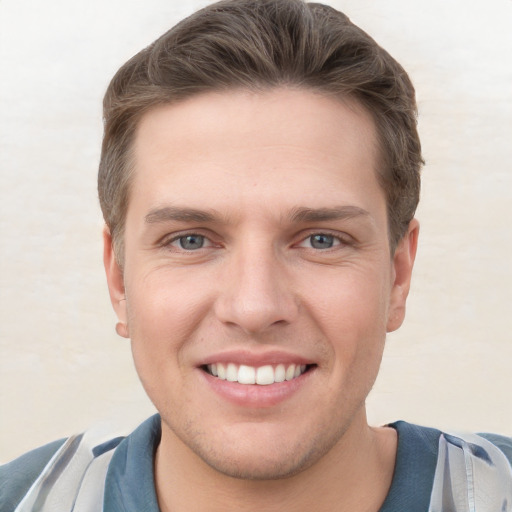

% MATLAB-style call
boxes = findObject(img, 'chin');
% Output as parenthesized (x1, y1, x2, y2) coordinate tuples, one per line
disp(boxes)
(181, 421, 338, 481)
(200, 446, 317, 481)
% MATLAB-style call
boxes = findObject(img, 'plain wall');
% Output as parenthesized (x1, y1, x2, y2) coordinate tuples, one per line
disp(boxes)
(1, 0, 511, 462)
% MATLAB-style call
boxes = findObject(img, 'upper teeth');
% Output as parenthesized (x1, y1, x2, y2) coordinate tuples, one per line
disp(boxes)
(207, 363, 307, 385)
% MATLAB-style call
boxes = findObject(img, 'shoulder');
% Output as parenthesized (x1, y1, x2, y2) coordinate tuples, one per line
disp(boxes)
(478, 432, 512, 465)
(0, 432, 126, 511)
(0, 416, 161, 512)
(381, 422, 512, 512)
(0, 438, 66, 511)
(430, 428, 512, 511)
(390, 420, 443, 455)
(438, 429, 512, 471)
(391, 420, 512, 464)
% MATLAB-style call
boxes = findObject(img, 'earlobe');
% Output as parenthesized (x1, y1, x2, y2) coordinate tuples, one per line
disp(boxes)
(386, 219, 419, 333)
(103, 227, 129, 338)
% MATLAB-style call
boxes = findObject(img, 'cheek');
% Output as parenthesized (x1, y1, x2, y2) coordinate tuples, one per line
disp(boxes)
(305, 269, 390, 363)
(126, 266, 213, 333)
(124, 270, 215, 380)
(308, 266, 390, 323)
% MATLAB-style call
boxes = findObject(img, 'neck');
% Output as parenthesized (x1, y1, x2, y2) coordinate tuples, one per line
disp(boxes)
(154, 411, 397, 512)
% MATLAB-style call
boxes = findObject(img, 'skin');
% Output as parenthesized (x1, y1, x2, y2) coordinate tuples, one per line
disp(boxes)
(104, 88, 419, 512)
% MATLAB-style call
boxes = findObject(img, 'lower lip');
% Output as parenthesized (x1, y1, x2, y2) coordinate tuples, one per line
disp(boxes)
(200, 368, 313, 408)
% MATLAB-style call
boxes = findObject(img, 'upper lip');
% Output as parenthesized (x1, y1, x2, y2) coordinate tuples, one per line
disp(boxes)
(198, 349, 314, 367)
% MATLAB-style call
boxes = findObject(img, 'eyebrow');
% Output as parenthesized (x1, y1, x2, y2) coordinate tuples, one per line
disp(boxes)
(145, 206, 217, 224)
(144, 205, 371, 225)
(289, 206, 371, 223)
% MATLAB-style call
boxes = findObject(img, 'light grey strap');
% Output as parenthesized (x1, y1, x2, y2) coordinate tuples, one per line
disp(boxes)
(428, 432, 512, 512)
(14, 429, 119, 512)
(71, 448, 115, 512)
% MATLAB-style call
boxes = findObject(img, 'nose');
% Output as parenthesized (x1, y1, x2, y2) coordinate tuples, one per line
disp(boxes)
(214, 244, 299, 335)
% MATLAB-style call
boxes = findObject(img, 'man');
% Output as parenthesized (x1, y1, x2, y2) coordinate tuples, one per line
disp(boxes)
(2, 0, 511, 511)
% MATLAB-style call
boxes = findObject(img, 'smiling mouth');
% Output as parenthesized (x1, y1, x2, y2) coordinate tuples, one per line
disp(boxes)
(203, 363, 313, 385)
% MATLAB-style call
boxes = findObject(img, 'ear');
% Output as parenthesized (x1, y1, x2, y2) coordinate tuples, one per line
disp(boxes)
(386, 219, 419, 333)
(103, 226, 129, 338)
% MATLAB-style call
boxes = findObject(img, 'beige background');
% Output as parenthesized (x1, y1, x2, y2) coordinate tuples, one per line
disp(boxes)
(1, 0, 511, 462)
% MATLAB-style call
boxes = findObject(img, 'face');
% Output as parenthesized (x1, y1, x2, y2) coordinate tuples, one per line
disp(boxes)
(105, 89, 418, 479)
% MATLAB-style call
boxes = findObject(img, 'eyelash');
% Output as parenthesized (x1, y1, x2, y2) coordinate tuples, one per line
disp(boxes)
(160, 230, 351, 252)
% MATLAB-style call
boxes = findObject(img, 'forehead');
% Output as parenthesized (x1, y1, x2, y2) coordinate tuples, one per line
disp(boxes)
(129, 88, 384, 223)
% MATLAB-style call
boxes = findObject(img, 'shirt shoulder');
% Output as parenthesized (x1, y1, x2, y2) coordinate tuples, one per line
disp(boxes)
(0, 439, 66, 511)
(380, 422, 512, 512)
(477, 432, 512, 465)
(379, 421, 442, 512)
(0, 418, 158, 512)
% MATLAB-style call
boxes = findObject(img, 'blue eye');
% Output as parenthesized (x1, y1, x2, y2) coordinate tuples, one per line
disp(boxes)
(309, 234, 336, 249)
(177, 235, 205, 250)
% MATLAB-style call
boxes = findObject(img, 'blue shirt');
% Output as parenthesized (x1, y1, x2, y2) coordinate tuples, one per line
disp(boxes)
(2, 415, 512, 511)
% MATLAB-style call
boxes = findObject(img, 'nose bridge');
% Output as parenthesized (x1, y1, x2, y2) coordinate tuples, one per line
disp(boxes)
(215, 237, 298, 333)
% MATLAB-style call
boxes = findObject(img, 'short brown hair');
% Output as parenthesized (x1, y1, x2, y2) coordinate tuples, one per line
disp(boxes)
(98, 0, 422, 262)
